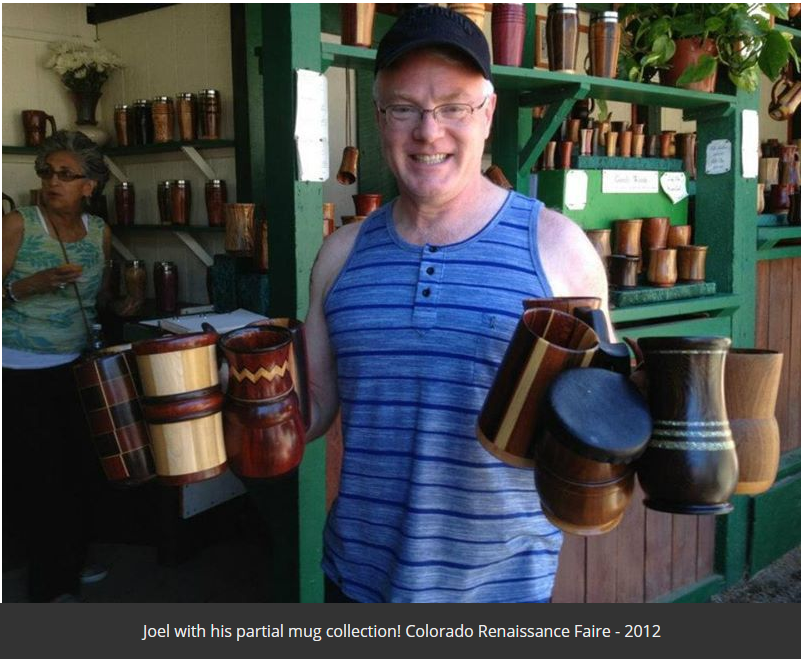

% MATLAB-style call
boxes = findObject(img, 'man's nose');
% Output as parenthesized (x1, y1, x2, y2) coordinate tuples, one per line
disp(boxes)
(414, 110, 445, 140)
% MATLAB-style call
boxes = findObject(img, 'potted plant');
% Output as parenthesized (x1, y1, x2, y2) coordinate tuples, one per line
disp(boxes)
(618, 4, 800, 92)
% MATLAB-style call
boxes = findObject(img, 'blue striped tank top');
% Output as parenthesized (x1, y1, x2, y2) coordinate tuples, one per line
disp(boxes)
(322, 191, 562, 602)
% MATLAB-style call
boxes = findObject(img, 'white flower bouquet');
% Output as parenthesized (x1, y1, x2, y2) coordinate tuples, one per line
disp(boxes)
(45, 41, 123, 93)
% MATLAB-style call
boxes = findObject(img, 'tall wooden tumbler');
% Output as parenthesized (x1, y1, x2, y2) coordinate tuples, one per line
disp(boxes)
(491, 4, 526, 67)
(224, 203, 255, 256)
(477, 308, 599, 468)
(341, 3, 375, 47)
(636, 336, 738, 515)
(219, 326, 305, 479)
(74, 345, 157, 486)
(546, 3, 580, 73)
(133, 332, 227, 485)
(725, 349, 783, 495)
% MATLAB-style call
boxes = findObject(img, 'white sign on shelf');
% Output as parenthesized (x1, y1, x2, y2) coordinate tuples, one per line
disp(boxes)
(660, 172, 688, 204)
(294, 69, 329, 182)
(564, 169, 588, 210)
(705, 139, 732, 175)
(601, 169, 659, 194)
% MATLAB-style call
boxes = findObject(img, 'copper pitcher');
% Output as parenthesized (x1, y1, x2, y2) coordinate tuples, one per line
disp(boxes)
(769, 73, 801, 121)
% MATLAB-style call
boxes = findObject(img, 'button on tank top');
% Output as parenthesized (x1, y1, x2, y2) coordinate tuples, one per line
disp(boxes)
(323, 191, 562, 602)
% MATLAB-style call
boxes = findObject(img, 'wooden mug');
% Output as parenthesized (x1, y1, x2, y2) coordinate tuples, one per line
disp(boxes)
(477, 308, 599, 468)
(21, 110, 57, 147)
(641, 216, 670, 269)
(613, 218, 642, 256)
(133, 331, 227, 485)
(608, 254, 639, 289)
(676, 244, 708, 282)
(769, 74, 801, 121)
(666, 224, 692, 248)
(484, 164, 513, 189)
(352, 193, 382, 216)
(725, 349, 783, 495)
(224, 203, 255, 256)
(636, 336, 738, 515)
(336, 146, 359, 185)
(646, 248, 677, 288)
(535, 368, 651, 535)
(341, 3, 376, 47)
(219, 326, 305, 479)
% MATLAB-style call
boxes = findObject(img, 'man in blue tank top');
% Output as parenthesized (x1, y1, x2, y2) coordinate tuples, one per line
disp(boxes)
(304, 5, 611, 602)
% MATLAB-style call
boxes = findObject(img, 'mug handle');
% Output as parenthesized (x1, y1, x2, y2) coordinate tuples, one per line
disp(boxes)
(584, 52, 591, 76)
(45, 113, 57, 136)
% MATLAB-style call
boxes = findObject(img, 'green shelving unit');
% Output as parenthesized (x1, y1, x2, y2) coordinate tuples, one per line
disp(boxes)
(241, 4, 798, 604)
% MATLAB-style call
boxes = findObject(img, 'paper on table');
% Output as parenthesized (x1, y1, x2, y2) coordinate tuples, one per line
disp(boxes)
(564, 169, 588, 210)
(295, 69, 329, 182)
(741, 110, 759, 179)
(660, 172, 688, 204)
(705, 139, 732, 175)
(140, 308, 270, 334)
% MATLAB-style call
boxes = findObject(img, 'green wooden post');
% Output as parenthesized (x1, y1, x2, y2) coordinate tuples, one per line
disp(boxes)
(254, 3, 325, 603)
(690, 87, 759, 587)
(493, 91, 534, 193)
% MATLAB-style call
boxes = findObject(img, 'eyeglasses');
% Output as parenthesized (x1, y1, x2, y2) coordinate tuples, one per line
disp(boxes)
(378, 96, 490, 128)
(35, 166, 87, 182)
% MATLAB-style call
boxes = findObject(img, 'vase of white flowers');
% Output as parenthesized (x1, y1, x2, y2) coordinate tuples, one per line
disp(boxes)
(45, 41, 123, 145)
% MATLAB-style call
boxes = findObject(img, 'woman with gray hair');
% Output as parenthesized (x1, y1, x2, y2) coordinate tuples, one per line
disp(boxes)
(2, 130, 111, 602)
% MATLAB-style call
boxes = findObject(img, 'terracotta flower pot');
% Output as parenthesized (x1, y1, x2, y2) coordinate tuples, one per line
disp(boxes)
(661, 37, 718, 93)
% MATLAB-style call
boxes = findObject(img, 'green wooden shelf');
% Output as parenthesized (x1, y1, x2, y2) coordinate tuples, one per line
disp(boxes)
(112, 223, 224, 234)
(610, 293, 742, 324)
(757, 224, 801, 249)
(321, 42, 737, 112)
(3, 140, 235, 157)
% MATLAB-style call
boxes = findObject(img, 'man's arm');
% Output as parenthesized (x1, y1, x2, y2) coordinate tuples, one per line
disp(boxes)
(303, 221, 361, 441)
(537, 207, 616, 341)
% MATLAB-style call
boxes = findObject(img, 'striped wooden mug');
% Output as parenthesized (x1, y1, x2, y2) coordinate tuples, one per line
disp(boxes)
(477, 308, 599, 468)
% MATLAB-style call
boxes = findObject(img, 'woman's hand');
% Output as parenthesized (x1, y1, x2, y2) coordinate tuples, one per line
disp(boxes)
(10, 263, 84, 299)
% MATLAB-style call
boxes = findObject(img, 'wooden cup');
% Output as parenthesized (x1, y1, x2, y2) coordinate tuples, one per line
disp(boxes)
(352, 193, 382, 215)
(619, 130, 633, 158)
(676, 244, 708, 282)
(477, 308, 599, 468)
(485, 164, 513, 189)
(641, 216, 670, 269)
(608, 254, 639, 289)
(336, 146, 359, 185)
(666, 224, 692, 248)
(646, 248, 678, 288)
(613, 219, 643, 256)
(631, 133, 645, 158)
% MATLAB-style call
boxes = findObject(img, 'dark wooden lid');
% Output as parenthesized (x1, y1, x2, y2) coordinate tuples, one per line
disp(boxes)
(544, 368, 652, 464)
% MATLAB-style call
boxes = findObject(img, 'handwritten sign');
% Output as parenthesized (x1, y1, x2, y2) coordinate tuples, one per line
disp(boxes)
(294, 69, 329, 182)
(705, 139, 732, 176)
(660, 172, 688, 204)
(601, 170, 659, 194)
(564, 169, 588, 210)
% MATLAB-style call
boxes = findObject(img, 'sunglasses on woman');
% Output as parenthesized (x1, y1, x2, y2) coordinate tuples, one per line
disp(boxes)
(35, 165, 87, 182)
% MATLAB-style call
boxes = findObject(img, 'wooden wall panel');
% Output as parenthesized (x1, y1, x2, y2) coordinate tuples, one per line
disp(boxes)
(755, 257, 801, 453)
(644, 508, 673, 601)
(585, 532, 618, 602)
(671, 514, 698, 590)
(615, 483, 645, 602)
(552, 535, 586, 603)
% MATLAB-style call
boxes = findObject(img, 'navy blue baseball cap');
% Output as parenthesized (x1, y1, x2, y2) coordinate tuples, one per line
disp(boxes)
(374, 5, 492, 80)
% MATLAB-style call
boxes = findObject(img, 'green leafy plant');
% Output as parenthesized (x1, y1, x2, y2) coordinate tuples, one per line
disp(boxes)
(618, 4, 800, 92)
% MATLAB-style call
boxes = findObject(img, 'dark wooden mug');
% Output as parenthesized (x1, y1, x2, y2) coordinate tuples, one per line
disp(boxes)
(21, 110, 57, 147)
(535, 367, 651, 535)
